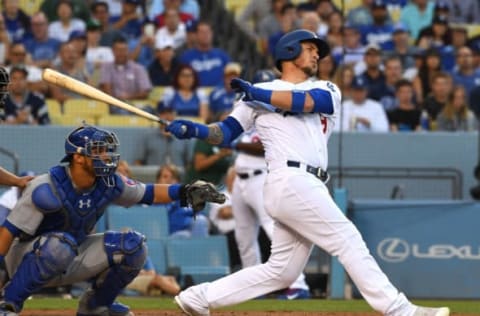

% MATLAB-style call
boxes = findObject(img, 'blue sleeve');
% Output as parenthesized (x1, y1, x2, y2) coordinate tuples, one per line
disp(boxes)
(139, 184, 155, 205)
(218, 116, 244, 147)
(143, 256, 155, 271)
(309, 88, 334, 114)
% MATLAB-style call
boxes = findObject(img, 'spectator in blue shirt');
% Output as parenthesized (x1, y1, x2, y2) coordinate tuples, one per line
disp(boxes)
(156, 164, 209, 239)
(111, 0, 144, 41)
(179, 21, 231, 87)
(2, 0, 31, 42)
(359, 0, 394, 50)
(208, 62, 242, 121)
(400, 0, 434, 41)
(450, 46, 480, 99)
(23, 12, 61, 69)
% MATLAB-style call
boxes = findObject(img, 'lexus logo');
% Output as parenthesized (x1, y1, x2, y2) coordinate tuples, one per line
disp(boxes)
(377, 238, 410, 263)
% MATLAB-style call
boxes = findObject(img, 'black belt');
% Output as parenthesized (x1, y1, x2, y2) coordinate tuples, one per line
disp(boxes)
(237, 169, 263, 180)
(287, 160, 329, 182)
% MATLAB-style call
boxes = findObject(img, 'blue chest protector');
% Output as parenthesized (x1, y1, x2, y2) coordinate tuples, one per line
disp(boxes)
(33, 166, 124, 243)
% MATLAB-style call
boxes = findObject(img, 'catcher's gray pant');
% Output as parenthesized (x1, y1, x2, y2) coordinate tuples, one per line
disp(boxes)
(5, 233, 110, 287)
(231, 171, 309, 291)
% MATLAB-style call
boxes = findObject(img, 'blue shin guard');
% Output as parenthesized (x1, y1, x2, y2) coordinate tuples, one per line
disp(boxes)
(87, 231, 146, 309)
(4, 233, 77, 310)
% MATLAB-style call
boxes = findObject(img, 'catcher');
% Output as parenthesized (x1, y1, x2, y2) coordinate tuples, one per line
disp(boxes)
(0, 123, 225, 316)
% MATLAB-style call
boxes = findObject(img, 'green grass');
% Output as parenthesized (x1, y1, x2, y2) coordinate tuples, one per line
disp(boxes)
(22, 297, 480, 314)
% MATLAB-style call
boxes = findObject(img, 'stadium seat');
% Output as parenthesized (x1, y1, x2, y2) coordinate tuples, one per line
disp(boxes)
(63, 99, 109, 122)
(165, 236, 230, 285)
(148, 86, 167, 104)
(106, 205, 170, 240)
(45, 99, 62, 125)
(146, 238, 168, 274)
(98, 115, 154, 127)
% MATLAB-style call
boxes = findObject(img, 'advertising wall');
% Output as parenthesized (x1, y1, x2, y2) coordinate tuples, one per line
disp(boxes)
(351, 200, 480, 298)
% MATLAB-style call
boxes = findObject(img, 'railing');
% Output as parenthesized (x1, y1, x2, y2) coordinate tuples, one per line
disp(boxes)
(328, 166, 464, 199)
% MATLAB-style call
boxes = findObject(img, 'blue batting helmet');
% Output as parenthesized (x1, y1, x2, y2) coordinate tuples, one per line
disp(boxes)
(252, 69, 277, 84)
(274, 29, 330, 71)
(61, 124, 120, 181)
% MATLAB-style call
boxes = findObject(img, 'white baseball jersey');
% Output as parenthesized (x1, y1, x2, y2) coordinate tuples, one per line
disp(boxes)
(230, 79, 341, 171)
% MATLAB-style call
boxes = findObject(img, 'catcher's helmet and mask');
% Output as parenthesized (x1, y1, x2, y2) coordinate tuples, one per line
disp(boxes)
(274, 29, 330, 71)
(61, 124, 120, 186)
(0, 66, 10, 106)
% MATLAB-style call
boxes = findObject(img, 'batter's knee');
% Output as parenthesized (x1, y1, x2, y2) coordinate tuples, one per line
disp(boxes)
(35, 232, 78, 279)
(265, 259, 303, 288)
(104, 230, 147, 270)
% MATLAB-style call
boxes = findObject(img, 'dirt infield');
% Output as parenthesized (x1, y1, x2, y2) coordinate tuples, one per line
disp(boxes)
(18, 310, 473, 316)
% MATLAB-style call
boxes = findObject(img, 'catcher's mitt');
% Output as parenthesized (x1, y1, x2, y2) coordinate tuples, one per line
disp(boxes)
(180, 180, 226, 212)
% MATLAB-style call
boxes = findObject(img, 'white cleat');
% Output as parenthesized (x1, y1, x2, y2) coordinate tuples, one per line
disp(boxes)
(174, 285, 210, 316)
(413, 306, 450, 316)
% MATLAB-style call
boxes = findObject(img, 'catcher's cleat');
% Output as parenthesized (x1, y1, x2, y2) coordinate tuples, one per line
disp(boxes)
(0, 301, 19, 316)
(412, 306, 450, 316)
(77, 289, 134, 316)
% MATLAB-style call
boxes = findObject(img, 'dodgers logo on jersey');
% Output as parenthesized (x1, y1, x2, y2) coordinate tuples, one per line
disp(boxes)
(121, 175, 137, 186)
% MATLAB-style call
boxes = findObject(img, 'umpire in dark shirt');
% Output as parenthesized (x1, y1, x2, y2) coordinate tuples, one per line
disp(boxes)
(4, 65, 50, 125)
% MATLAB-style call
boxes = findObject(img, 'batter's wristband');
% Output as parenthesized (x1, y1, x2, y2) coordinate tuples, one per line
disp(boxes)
(168, 184, 182, 201)
(291, 90, 306, 113)
(250, 87, 272, 104)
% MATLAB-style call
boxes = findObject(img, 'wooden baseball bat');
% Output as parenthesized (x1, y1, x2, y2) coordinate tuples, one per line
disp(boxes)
(42, 68, 170, 126)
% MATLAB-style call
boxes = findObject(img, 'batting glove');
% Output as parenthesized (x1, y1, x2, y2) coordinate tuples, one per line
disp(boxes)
(166, 119, 207, 139)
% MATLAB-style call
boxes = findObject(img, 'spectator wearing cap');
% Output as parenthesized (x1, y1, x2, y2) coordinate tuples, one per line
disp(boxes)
(444, 0, 480, 24)
(154, 8, 186, 50)
(450, 46, 480, 100)
(357, 44, 386, 100)
(149, 0, 199, 26)
(5, 42, 47, 95)
(162, 64, 208, 121)
(99, 36, 152, 113)
(4, 65, 50, 125)
(48, 0, 86, 43)
(49, 42, 91, 104)
(134, 100, 194, 172)
(335, 76, 389, 132)
(388, 79, 422, 131)
(385, 23, 417, 70)
(400, 0, 435, 41)
(175, 19, 197, 56)
(85, 19, 114, 77)
(148, 35, 179, 86)
(68, 30, 87, 67)
(2, 0, 31, 43)
(332, 24, 365, 67)
(23, 12, 61, 69)
(111, 0, 144, 42)
(359, 0, 394, 50)
(179, 21, 231, 87)
(208, 62, 242, 121)
(90, 2, 123, 47)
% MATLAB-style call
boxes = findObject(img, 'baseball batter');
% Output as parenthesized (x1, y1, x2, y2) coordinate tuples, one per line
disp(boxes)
(0, 124, 225, 316)
(0, 66, 34, 189)
(166, 29, 450, 316)
(231, 70, 310, 299)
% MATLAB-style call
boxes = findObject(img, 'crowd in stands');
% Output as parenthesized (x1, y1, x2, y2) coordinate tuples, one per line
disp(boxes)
(1, 0, 480, 297)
